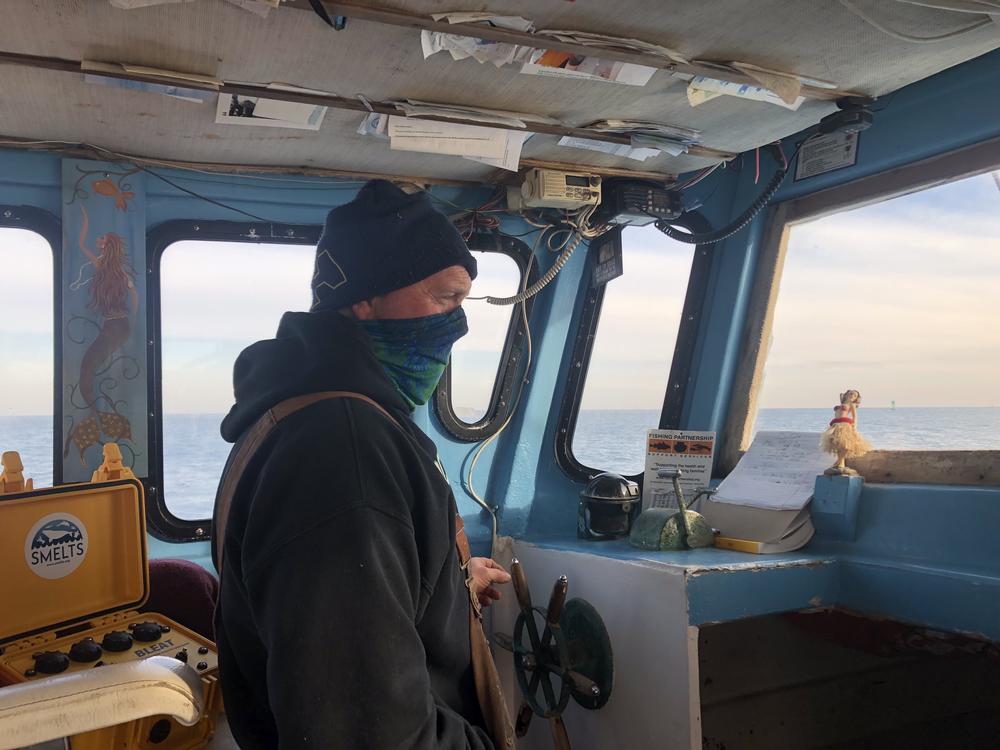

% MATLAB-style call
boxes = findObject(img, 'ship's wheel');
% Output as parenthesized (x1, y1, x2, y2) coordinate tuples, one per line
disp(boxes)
(495, 559, 613, 749)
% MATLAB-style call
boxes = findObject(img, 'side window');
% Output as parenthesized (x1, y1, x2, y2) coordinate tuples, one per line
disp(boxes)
(449, 249, 524, 423)
(752, 172, 1000, 449)
(435, 235, 533, 440)
(569, 226, 698, 477)
(0, 225, 55, 487)
(157, 238, 315, 523)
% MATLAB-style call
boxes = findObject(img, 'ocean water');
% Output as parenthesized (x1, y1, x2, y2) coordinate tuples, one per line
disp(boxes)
(574, 407, 1000, 477)
(2, 407, 997, 520)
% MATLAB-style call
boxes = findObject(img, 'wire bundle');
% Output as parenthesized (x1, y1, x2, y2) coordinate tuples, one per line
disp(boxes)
(461, 251, 535, 539)
(485, 203, 607, 306)
(449, 189, 506, 240)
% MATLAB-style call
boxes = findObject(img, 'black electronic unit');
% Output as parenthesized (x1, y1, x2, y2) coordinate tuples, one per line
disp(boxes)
(594, 180, 682, 227)
(818, 96, 876, 136)
(590, 228, 624, 288)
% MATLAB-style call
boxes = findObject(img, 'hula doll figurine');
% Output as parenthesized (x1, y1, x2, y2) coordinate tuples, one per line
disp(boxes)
(820, 389, 871, 475)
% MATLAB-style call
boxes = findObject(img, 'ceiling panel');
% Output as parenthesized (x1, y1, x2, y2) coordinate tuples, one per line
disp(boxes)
(0, 0, 996, 181)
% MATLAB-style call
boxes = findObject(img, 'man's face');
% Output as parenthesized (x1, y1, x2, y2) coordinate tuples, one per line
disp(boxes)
(351, 265, 472, 320)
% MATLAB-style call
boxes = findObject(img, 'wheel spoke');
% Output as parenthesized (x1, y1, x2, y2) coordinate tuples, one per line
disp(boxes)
(511, 558, 533, 617)
(522, 609, 544, 654)
(550, 715, 572, 750)
(515, 702, 533, 738)
(539, 668, 558, 713)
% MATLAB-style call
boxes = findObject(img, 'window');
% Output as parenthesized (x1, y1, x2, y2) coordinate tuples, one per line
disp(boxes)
(434, 233, 533, 440)
(158, 237, 315, 523)
(449, 249, 523, 423)
(0, 225, 55, 487)
(569, 226, 698, 476)
(752, 172, 1000, 450)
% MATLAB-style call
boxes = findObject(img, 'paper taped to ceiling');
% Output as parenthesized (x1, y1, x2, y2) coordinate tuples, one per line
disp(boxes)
(421, 13, 534, 67)
(463, 130, 527, 171)
(557, 119, 701, 160)
(387, 117, 509, 158)
(520, 49, 656, 86)
(686, 75, 806, 110)
(419, 15, 682, 86)
(556, 137, 660, 162)
(215, 93, 327, 130)
(357, 113, 526, 171)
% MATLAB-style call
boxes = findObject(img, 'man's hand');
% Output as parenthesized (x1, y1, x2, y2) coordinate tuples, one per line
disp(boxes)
(466, 557, 512, 608)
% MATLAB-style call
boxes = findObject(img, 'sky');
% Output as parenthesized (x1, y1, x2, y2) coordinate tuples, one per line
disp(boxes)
(757, 171, 1000, 408)
(578, 227, 695, 411)
(1, 171, 998, 419)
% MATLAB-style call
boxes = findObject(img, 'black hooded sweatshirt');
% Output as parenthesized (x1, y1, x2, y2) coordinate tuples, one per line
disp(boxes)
(213, 309, 492, 750)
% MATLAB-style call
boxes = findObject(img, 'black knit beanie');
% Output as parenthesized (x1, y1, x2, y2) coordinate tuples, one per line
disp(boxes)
(310, 180, 477, 311)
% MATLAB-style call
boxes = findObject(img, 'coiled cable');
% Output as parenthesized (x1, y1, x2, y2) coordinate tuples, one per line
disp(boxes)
(654, 143, 797, 245)
(486, 229, 584, 305)
(486, 204, 604, 306)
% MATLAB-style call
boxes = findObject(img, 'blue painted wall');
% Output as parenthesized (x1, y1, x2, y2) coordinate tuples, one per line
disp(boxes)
(3, 47, 999, 581)
(685, 478, 1000, 639)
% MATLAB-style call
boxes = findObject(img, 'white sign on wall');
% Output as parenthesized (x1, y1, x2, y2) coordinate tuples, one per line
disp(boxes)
(641, 430, 716, 511)
(795, 131, 859, 180)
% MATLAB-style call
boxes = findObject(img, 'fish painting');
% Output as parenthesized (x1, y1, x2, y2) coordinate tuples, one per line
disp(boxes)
(91, 178, 135, 211)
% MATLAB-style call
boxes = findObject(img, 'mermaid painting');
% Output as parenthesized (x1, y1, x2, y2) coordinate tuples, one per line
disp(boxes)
(64, 203, 138, 465)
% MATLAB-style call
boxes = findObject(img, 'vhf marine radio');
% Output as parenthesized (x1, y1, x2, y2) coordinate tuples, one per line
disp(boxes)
(519, 168, 602, 209)
(593, 179, 683, 227)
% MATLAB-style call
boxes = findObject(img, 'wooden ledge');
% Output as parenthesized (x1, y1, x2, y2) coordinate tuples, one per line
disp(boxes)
(847, 450, 1000, 487)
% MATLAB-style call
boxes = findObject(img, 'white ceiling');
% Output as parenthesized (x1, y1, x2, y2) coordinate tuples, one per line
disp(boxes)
(0, 0, 997, 182)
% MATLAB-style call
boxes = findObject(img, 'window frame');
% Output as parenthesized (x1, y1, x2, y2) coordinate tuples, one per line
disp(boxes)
(556, 216, 716, 483)
(718, 135, 1000, 481)
(0, 205, 62, 485)
(146, 220, 322, 541)
(433, 231, 537, 442)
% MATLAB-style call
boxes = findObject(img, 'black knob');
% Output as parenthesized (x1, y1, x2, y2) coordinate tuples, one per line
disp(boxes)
(196, 661, 208, 671)
(174, 648, 188, 663)
(102, 630, 133, 652)
(132, 622, 163, 642)
(69, 637, 102, 663)
(197, 646, 209, 655)
(34, 651, 70, 674)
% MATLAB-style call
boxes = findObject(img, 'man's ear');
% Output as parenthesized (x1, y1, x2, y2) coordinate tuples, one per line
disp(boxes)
(351, 299, 377, 320)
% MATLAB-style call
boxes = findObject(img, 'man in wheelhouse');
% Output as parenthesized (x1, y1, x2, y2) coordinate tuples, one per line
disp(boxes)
(212, 179, 513, 749)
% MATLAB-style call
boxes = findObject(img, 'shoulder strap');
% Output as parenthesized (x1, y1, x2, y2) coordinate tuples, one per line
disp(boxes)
(456, 516, 517, 748)
(212, 390, 399, 571)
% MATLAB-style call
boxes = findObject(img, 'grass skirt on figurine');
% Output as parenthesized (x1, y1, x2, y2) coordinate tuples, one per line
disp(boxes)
(820, 423, 871, 457)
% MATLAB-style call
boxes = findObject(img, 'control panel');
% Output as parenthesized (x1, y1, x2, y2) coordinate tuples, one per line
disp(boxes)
(1, 613, 217, 685)
(0, 478, 219, 748)
(520, 168, 602, 209)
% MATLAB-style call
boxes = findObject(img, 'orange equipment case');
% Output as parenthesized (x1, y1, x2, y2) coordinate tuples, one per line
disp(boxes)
(0, 479, 221, 749)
